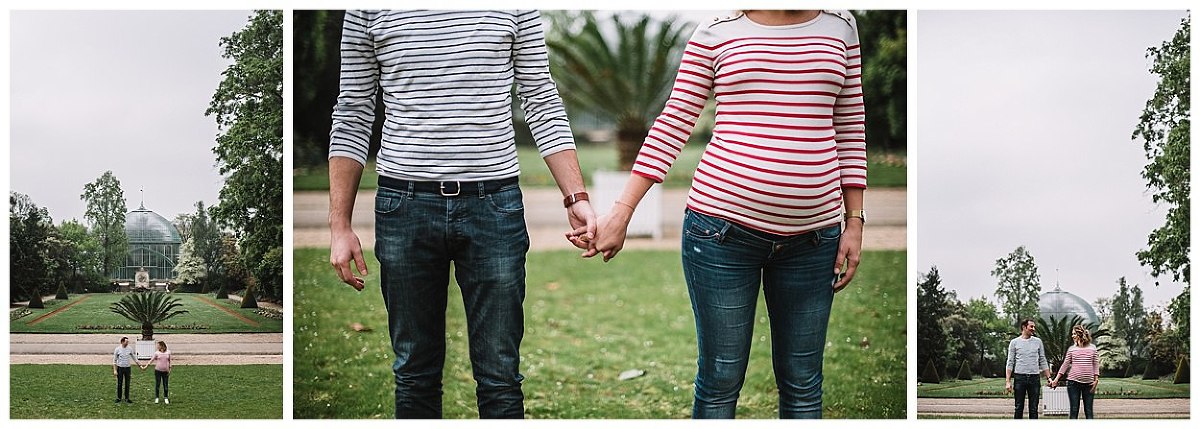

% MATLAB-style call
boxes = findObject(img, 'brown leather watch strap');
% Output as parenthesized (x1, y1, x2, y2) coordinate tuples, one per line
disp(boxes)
(563, 192, 590, 208)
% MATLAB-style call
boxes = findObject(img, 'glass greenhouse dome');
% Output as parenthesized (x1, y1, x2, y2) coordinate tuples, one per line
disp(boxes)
(1037, 286, 1099, 326)
(110, 203, 181, 281)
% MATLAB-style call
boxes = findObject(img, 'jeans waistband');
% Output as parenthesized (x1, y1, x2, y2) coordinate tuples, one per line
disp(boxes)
(378, 176, 518, 196)
(1013, 373, 1040, 379)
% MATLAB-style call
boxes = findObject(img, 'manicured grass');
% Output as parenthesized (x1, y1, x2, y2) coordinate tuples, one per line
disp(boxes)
(294, 145, 907, 191)
(11, 293, 282, 334)
(9, 364, 282, 419)
(917, 377, 1190, 399)
(293, 248, 905, 419)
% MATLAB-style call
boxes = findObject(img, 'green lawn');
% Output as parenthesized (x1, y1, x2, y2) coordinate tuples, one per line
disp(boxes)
(918, 377, 1190, 399)
(294, 248, 905, 419)
(11, 293, 282, 334)
(10, 364, 282, 419)
(295, 145, 907, 191)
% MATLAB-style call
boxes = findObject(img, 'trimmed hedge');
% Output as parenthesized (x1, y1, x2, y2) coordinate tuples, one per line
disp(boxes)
(920, 359, 940, 384)
(957, 360, 973, 380)
(1174, 357, 1190, 384)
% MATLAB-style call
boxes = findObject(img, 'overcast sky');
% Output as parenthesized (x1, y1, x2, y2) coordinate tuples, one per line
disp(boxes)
(917, 10, 1189, 310)
(10, 10, 252, 225)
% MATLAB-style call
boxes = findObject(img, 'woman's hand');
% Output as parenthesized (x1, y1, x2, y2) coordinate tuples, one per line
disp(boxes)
(1091, 380, 1098, 393)
(833, 219, 863, 292)
(590, 205, 634, 262)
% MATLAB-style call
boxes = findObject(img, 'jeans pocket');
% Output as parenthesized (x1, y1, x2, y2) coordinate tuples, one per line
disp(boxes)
(683, 210, 727, 242)
(815, 224, 842, 245)
(375, 187, 408, 215)
(485, 186, 524, 215)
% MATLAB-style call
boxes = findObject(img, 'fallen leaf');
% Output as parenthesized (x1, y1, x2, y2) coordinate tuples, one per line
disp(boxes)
(546, 282, 560, 291)
(618, 369, 645, 381)
(351, 323, 371, 332)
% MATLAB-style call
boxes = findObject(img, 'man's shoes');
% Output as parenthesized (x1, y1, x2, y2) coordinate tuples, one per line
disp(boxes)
(125, 399, 133, 404)
(164, 398, 170, 405)
(115, 398, 121, 403)
(155, 398, 159, 404)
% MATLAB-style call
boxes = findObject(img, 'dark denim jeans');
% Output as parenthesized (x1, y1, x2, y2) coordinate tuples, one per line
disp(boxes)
(374, 181, 529, 419)
(680, 209, 840, 419)
(155, 370, 169, 398)
(115, 366, 132, 400)
(1012, 373, 1040, 419)
(1066, 379, 1095, 419)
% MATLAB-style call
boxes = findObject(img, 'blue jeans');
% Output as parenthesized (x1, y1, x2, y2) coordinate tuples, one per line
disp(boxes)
(1012, 373, 1040, 419)
(374, 180, 529, 419)
(1066, 379, 1095, 419)
(681, 209, 840, 419)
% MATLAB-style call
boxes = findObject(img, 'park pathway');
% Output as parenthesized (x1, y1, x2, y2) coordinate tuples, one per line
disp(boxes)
(917, 398, 1190, 418)
(294, 188, 906, 251)
(10, 333, 282, 365)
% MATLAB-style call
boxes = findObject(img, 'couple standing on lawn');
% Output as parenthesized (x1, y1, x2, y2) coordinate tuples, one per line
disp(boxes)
(327, 9, 867, 419)
(112, 336, 173, 404)
(1006, 319, 1100, 419)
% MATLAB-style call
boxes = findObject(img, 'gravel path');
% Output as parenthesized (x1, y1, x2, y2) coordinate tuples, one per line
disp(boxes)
(11, 333, 282, 365)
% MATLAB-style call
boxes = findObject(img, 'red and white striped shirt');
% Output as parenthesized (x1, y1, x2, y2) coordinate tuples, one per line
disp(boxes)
(631, 11, 866, 235)
(1060, 344, 1099, 384)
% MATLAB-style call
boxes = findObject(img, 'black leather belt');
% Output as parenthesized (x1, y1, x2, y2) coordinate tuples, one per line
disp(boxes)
(378, 176, 518, 197)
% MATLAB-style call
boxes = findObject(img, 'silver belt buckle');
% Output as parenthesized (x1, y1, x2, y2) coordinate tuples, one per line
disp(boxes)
(439, 181, 461, 196)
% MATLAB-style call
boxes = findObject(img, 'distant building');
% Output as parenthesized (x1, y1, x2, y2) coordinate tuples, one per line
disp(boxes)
(110, 202, 181, 281)
(1038, 286, 1100, 326)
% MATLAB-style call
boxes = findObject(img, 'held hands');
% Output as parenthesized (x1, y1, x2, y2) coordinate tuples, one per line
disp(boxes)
(1049, 379, 1058, 389)
(564, 200, 598, 255)
(833, 219, 863, 292)
(330, 226, 367, 291)
(567, 202, 632, 262)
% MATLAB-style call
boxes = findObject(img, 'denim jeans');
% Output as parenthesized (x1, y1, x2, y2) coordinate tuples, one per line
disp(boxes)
(115, 366, 132, 400)
(1066, 379, 1094, 419)
(1012, 373, 1040, 419)
(681, 209, 840, 419)
(374, 180, 529, 419)
(155, 370, 170, 398)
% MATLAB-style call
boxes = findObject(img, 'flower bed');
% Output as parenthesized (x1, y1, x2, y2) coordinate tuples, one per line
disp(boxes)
(76, 324, 210, 331)
(255, 308, 283, 320)
(11, 307, 33, 321)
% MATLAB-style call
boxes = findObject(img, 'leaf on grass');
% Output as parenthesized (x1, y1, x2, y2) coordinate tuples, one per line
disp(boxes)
(351, 322, 371, 332)
(546, 282, 561, 291)
(618, 369, 645, 381)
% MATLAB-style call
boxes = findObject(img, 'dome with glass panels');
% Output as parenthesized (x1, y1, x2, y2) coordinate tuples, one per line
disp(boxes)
(1038, 286, 1099, 326)
(111, 202, 181, 281)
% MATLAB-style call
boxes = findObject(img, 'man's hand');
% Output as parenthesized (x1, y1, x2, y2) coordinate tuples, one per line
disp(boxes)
(330, 227, 367, 290)
(1005, 379, 1013, 393)
(564, 200, 597, 255)
(1049, 379, 1057, 389)
(833, 219, 863, 292)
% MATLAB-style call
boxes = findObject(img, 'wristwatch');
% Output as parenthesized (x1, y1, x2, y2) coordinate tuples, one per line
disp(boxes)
(845, 209, 866, 224)
(563, 192, 590, 208)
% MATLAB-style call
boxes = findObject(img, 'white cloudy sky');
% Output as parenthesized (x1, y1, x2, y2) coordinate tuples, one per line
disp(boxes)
(917, 10, 1189, 309)
(10, 10, 253, 224)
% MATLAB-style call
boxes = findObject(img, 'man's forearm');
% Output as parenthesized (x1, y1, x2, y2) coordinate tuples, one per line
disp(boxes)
(329, 157, 366, 230)
(542, 150, 586, 196)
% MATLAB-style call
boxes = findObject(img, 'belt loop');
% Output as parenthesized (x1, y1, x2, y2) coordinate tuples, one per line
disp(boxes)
(406, 181, 415, 198)
(477, 181, 486, 198)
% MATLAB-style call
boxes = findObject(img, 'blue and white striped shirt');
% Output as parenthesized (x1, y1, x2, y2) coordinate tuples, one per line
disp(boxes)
(329, 10, 575, 181)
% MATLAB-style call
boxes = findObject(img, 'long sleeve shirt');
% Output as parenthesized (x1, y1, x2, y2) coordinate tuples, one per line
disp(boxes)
(1006, 336, 1049, 375)
(1059, 344, 1099, 384)
(329, 10, 575, 181)
(113, 346, 134, 368)
(630, 10, 866, 235)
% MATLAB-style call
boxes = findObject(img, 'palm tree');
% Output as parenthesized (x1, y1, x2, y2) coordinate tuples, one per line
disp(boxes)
(1037, 315, 1111, 377)
(110, 291, 188, 340)
(545, 11, 695, 170)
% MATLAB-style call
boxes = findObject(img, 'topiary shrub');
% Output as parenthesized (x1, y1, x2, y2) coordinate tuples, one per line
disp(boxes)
(1142, 360, 1159, 380)
(957, 360, 973, 380)
(28, 290, 44, 309)
(240, 286, 259, 309)
(215, 285, 229, 299)
(1174, 357, 1189, 384)
(920, 359, 941, 384)
(55, 284, 69, 300)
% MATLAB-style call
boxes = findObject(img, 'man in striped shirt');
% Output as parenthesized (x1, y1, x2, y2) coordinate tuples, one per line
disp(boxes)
(327, 10, 595, 419)
(1005, 319, 1052, 419)
(113, 336, 135, 403)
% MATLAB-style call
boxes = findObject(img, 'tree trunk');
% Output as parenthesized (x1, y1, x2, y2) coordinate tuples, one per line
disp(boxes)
(615, 124, 650, 171)
(141, 322, 154, 341)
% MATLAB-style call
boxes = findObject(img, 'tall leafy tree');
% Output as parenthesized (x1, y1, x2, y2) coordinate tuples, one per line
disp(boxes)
(292, 10, 349, 167)
(80, 170, 128, 277)
(173, 239, 207, 287)
(991, 246, 1042, 324)
(55, 220, 101, 292)
(1133, 16, 1189, 285)
(545, 11, 695, 170)
(964, 297, 1011, 375)
(189, 201, 224, 293)
(10, 192, 52, 306)
(855, 10, 907, 153)
(917, 266, 953, 380)
(1111, 277, 1148, 362)
(206, 10, 283, 302)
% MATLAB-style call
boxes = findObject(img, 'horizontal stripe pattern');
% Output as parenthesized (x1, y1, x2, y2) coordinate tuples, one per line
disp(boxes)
(1060, 345, 1099, 384)
(329, 10, 575, 181)
(631, 11, 867, 235)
